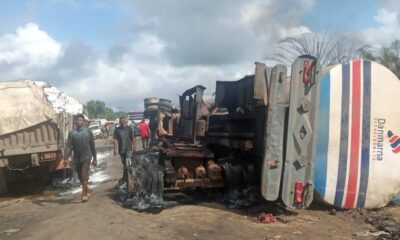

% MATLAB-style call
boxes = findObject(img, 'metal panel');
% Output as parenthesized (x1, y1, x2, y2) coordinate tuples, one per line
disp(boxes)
(254, 62, 269, 106)
(179, 85, 206, 143)
(215, 76, 254, 113)
(206, 108, 265, 154)
(261, 64, 287, 201)
(282, 56, 321, 209)
(0, 121, 60, 157)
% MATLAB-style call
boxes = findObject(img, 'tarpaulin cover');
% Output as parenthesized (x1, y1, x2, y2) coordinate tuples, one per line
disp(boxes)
(0, 80, 82, 135)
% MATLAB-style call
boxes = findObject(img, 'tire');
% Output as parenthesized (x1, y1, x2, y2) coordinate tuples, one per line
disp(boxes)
(0, 167, 9, 194)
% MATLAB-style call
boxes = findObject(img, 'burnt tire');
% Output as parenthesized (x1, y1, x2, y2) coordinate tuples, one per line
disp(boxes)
(126, 177, 135, 194)
(0, 167, 9, 194)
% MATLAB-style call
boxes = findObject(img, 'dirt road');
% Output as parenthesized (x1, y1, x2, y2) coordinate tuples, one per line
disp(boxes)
(0, 139, 399, 240)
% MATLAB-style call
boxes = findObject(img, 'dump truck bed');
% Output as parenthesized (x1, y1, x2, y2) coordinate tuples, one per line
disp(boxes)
(0, 120, 61, 157)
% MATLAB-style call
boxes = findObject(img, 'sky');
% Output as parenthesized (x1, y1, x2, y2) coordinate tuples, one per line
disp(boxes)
(0, 0, 399, 111)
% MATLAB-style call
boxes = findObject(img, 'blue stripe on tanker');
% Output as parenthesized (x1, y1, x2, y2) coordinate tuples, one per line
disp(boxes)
(357, 60, 371, 208)
(334, 63, 351, 207)
(315, 72, 330, 199)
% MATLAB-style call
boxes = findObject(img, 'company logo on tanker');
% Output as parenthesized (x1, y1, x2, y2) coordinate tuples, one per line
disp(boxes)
(372, 118, 400, 159)
(372, 118, 386, 160)
(388, 130, 400, 154)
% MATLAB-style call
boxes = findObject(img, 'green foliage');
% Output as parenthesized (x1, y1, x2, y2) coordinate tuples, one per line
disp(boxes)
(380, 40, 400, 78)
(85, 100, 126, 121)
(85, 100, 106, 119)
(115, 111, 127, 119)
(363, 40, 400, 78)
(104, 108, 115, 121)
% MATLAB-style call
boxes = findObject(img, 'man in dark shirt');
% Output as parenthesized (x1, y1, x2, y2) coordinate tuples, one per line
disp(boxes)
(64, 114, 97, 202)
(113, 117, 135, 184)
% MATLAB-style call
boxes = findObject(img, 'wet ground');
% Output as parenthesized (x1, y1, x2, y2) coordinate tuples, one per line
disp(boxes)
(1, 138, 400, 240)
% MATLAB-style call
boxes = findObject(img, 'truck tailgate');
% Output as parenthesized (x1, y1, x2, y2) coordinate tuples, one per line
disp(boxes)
(0, 121, 61, 157)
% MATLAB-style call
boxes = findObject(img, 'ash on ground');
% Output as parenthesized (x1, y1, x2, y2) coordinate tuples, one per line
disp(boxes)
(365, 213, 400, 239)
(116, 151, 166, 211)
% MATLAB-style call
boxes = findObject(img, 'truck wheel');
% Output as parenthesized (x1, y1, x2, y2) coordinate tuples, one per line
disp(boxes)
(0, 167, 9, 194)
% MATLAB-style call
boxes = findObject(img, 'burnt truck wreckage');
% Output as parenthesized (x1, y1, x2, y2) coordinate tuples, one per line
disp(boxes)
(130, 56, 321, 209)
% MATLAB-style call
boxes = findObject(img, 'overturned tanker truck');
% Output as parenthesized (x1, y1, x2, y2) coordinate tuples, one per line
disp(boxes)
(138, 55, 320, 209)
(140, 56, 400, 209)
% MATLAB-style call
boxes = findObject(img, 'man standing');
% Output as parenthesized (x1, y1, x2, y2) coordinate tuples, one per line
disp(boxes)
(138, 119, 150, 150)
(64, 114, 97, 202)
(113, 117, 135, 184)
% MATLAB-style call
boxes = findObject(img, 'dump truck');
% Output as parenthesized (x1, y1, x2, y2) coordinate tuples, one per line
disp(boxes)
(0, 80, 82, 194)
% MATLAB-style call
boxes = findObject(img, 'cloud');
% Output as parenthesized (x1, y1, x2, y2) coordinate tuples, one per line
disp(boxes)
(127, 0, 312, 66)
(0, 0, 315, 110)
(42, 40, 98, 84)
(380, 0, 400, 10)
(0, 23, 61, 76)
(363, 1, 400, 45)
(59, 38, 248, 110)
(0, 24, 241, 110)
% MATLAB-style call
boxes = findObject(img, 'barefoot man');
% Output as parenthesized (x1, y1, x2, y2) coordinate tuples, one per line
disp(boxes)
(64, 114, 97, 202)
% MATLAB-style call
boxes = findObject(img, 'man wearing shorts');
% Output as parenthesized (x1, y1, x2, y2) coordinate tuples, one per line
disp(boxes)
(64, 114, 97, 202)
(113, 117, 135, 184)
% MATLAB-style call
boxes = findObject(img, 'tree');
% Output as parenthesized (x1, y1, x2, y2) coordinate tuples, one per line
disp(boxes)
(364, 40, 400, 78)
(272, 32, 371, 66)
(115, 111, 127, 119)
(85, 100, 128, 121)
(104, 107, 116, 121)
(85, 100, 106, 119)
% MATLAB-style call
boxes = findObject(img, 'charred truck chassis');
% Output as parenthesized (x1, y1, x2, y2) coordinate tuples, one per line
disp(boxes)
(156, 56, 320, 209)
